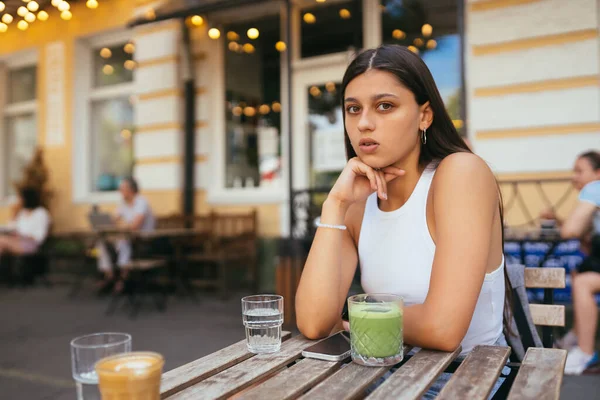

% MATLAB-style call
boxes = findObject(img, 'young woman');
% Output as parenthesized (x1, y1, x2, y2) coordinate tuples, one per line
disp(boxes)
(558, 151, 600, 374)
(295, 45, 509, 362)
(0, 187, 51, 257)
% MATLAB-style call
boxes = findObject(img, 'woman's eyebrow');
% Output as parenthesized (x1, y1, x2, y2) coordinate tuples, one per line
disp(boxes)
(344, 93, 400, 103)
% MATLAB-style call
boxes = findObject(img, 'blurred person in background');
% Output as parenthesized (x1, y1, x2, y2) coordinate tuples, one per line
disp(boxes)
(96, 177, 155, 294)
(551, 151, 600, 374)
(0, 187, 51, 258)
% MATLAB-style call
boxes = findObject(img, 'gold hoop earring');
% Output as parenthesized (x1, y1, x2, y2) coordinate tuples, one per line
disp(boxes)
(421, 128, 427, 145)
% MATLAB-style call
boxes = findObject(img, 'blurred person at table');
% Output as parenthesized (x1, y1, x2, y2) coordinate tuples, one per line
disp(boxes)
(548, 152, 600, 350)
(0, 187, 51, 258)
(557, 151, 600, 374)
(96, 177, 155, 294)
(295, 45, 510, 397)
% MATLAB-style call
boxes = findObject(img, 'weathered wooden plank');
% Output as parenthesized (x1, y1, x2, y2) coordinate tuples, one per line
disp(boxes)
(299, 346, 413, 400)
(524, 268, 565, 289)
(437, 346, 511, 400)
(507, 348, 567, 400)
(160, 332, 291, 398)
(238, 357, 344, 400)
(530, 304, 565, 327)
(168, 334, 314, 400)
(366, 346, 462, 400)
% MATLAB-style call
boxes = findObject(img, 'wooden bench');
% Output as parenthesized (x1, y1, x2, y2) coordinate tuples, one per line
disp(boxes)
(182, 210, 258, 298)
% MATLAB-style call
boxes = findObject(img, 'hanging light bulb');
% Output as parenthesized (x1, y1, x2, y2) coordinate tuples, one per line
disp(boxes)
(100, 47, 112, 58)
(27, 1, 39, 12)
(208, 28, 220, 39)
(0, 2, 5, 13)
(17, 20, 28, 30)
(227, 31, 239, 41)
(339, 9, 351, 19)
(51, 0, 61, 6)
(86, 0, 98, 9)
(275, 41, 286, 52)
(102, 65, 114, 75)
(421, 23, 433, 37)
(60, 10, 72, 20)
(0, 23, 7, 33)
(37, 10, 49, 21)
(2, 14, 13, 24)
(58, 1, 70, 12)
(190, 15, 203, 26)
(124, 43, 135, 54)
(247, 28, 259, 39)
(303, 13, 316, 24)
(17, 6, 28, 17)
(124, 60, 136, 70)
(24, 12, 36, 23)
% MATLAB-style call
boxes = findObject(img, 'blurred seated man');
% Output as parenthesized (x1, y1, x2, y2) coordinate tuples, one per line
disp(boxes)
(0, 187, 51, 259)
(97, 177, 155, 293)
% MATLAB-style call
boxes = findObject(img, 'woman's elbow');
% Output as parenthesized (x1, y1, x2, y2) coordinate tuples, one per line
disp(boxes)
(425, 322, 463, 352)
(296, 318, 330, 340)
(560, 226, 579, 239)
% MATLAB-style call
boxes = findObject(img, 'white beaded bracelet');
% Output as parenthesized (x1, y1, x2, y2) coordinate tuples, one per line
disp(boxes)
(315, 217, 347, 231)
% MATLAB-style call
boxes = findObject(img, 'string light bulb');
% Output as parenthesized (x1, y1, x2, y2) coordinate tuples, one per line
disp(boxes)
(17, 20, 28, 30)
(100, 47, 112, 58)
(24, 12, 35, 23)
(17, 6, 28, 17)
(37, 10, 48, 21)
(27, 1, 39, 12)
(422, 23, 432, 37)
(86, 0, 98, 9)
(339, 9, 351, 19)
(275, 41, 286, 52)
(190, 15, 203, 26)
(208, 28, 220, 39)
(51, 0, 61, 6)
(303, 13, 316, 24)
(124, 43, 135, 54)
(0, 2, 5, 13)
(0, 23, 7, 33)
(61, 10, 72, 20)
(247, 28, 259, 39)
(102, 65, 114, 75)
(58, 1, 70, 12)
(2, 14, 13, 24)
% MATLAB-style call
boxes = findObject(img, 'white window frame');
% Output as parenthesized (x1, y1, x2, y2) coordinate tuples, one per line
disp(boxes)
(73, 29, 135, 204)
(0, 50, 39, 204)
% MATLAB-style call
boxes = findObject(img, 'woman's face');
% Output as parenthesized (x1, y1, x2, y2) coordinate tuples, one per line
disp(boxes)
(344, 69, 431, 169)
(572, 157, 600, 191)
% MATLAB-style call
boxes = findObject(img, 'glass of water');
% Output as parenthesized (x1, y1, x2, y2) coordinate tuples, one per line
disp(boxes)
(70, 332, 132, 400)
(242, 295, 284, 353)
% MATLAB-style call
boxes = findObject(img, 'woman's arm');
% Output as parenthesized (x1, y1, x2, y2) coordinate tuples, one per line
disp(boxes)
(295, 199, 360, 339)
(403, 153, 500, 351)
(560, 202, 596, 239)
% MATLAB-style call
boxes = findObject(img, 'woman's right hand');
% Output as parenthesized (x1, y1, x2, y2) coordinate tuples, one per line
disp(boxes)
(328, 157, 405, 207)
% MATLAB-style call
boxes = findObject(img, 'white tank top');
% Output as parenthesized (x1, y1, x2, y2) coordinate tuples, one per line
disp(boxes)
(358, 164, 505, 355)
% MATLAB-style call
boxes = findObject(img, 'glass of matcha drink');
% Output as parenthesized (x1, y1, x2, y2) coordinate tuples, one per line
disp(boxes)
(348, 294, 404, 366)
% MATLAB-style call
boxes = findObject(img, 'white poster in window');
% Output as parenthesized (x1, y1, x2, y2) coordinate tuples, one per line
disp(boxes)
(45, 41, 65, 147)
(312, 127, 346, 172)
(258, 126, 281, 185)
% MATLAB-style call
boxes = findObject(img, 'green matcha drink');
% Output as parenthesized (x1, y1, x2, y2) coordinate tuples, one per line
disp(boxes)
(348, 294, 404, 366)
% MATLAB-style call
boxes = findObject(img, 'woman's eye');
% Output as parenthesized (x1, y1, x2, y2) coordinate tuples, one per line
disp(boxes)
(377, 103, 393, 111)
(346, 105, 360, 114)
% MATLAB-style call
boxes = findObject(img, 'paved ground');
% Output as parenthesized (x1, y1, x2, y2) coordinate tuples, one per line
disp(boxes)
(0, 286, 598, 399)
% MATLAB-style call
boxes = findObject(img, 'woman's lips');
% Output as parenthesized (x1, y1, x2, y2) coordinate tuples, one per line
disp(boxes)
(358, 139, 379, 154)
(359, 144, 379, 154)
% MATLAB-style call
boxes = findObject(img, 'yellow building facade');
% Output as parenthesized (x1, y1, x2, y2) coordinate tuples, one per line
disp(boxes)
(0, 0, 598, 236)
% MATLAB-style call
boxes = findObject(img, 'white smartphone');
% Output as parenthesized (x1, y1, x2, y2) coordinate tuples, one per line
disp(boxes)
(301, 331, 351, 362)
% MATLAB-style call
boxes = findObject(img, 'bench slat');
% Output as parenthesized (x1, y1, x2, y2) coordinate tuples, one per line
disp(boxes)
(160, 332, 291, 398)
(437, 346, 511, 400)
(299, 346, 412, 400)
(530, 304, 565, 327)
(524, 268, 565, 289)
(168, 334, 313, 400)
(366, 347, 462, 400)
(507, 348, 567, 400)
(238, 357, 343, 400)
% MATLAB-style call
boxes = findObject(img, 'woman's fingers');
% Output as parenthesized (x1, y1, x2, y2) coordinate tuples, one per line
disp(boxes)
(377, 170, 388, 200)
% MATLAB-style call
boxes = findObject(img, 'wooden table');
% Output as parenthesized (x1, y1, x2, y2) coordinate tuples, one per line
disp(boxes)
(159, 333, 567, 400)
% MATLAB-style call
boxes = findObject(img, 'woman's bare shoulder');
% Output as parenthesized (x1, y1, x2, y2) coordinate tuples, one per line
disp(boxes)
(434, 152, 496, 190)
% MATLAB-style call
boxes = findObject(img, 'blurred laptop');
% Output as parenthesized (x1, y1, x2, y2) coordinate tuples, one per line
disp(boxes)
(88, 212, 115, 230)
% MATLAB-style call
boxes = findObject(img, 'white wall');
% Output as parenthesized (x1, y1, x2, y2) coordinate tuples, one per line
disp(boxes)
(466, 0, 600, 175)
